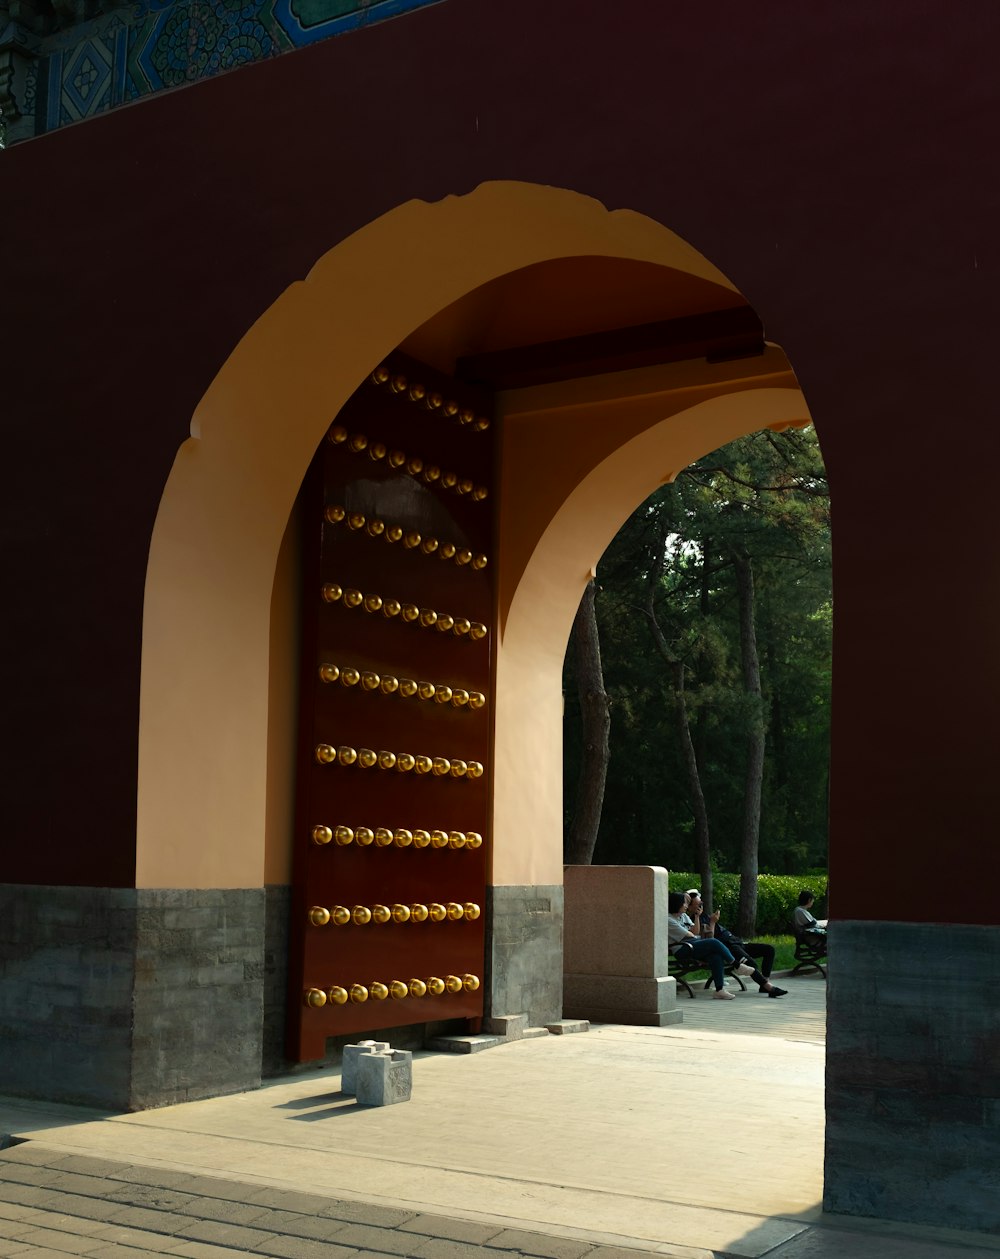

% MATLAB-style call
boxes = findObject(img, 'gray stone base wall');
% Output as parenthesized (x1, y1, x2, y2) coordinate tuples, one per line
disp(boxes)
(486, 885, 563, 1027)
(0, 884, 137, 1111)
(825, 920, 1000, 1233)
(130, 888, 266, 1110)
(261, 884, 291, 1078)
(0, 884, 267, 1112)
(1, 880, 566, 1107)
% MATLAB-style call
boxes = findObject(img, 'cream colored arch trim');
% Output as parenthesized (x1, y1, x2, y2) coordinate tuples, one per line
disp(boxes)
(137, 181, 744, 888)
(492, 386, 811, 886)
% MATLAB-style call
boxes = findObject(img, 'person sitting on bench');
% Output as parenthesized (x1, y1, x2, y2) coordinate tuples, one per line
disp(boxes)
(793, 889, 827, 938)
(685, 889, 787, 999)
(668, 891, 753, 1001)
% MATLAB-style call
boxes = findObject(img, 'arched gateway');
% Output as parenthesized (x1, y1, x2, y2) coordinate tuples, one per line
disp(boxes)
(4, 5, 998, 1237)
(138, 180, 809, 1060)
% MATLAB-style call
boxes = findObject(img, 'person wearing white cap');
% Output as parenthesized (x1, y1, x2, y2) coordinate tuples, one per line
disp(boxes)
(667, 891, 753, 1000)
(685, 889, 788, 998)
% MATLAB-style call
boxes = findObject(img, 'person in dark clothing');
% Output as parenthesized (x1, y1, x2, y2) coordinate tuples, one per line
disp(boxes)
(685, 889, 788, 999)
(667, 891, 750, 1000)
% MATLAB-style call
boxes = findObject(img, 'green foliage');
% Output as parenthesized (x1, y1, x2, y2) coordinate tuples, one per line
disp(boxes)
(564, 425, 831, 875)
(668, 872, 829, 934)
(750, 935, 798, 972)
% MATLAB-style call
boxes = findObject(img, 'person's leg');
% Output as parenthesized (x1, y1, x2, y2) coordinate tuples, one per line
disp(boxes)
(722, 941, 758, 978)
(723, 940, 762, 984)
(731, 941, 785, 995)
(690, 938, 733, 990)
(744, 941, 775, 979)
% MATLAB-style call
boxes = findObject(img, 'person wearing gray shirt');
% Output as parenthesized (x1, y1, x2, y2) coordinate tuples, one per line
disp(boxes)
(668, 891, 751, 1001)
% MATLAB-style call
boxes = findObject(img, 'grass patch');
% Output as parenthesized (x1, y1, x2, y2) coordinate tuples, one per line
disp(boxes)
(754, 934, 797, 972)
(677, 935, 798, 979)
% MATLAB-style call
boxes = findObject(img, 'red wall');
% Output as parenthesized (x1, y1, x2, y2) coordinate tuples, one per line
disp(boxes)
(3, 0, 998, 915)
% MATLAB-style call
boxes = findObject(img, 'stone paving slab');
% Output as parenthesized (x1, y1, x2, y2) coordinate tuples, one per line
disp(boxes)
(1, 1140, 997, 1259)
(3, 990, 1000, 1259)
(0, 1149, 669, 1258)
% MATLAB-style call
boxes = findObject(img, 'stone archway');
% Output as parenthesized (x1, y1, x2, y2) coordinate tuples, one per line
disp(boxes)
(136, 173, 808, 1087)
(136, 180, 756, 890)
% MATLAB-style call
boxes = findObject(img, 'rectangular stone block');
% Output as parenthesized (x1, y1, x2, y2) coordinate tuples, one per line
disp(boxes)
(426, 1034, 502, 1053)
(484, 1014, 528, 1039)
(355, 1049, 412, 1106)
(563, 973, 678, 1014)
(562, 1004, 683, 1027)
(563, 865, 669, 978)
(487, 884, 563, 1028)
(546, 1020, 589, 1034)
(340, 1041, 390, 1095)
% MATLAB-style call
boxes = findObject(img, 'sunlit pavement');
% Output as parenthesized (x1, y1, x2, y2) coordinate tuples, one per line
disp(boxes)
(1, 973, 998, 1258)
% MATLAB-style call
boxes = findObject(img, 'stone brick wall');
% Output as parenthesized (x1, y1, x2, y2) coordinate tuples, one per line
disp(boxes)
(130, 889, 266, 1109)
(261, 884, 291, 1078)
(486, 885, 563, 1027)
(0, 884, 269, 1111)
(0, 884, 137, 1110)
(0, 879, 566, 1106)
(825, 921, 1000, 1232)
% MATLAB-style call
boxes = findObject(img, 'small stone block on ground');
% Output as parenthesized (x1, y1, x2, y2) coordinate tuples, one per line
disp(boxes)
(355, 1049, 412, 1106)
(484, 1014, 528, 1039)
(426, 1034, 503, 1054)
(545, 1020, 590, 1034)
(340, 1040, 389, 1095)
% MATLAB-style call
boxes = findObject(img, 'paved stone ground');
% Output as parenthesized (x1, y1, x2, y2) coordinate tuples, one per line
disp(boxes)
(2, 975, 999, 1259)
(663, 971, 826, 1044)
(0, 1145, 660, 1259)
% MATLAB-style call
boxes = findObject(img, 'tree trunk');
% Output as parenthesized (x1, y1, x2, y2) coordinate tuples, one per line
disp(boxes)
(643, 531, 713, 909)
(734, 549, 765, 936)
(565, 580, 611, 864)
(671, 659, 713, 913)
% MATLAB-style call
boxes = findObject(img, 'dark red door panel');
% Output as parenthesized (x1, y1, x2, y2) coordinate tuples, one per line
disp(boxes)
(288, 355, 494, 1060)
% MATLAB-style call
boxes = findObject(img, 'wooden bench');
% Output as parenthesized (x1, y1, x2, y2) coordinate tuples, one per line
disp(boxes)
(789, 923, 827, 978)
(668, 950, 748, 998)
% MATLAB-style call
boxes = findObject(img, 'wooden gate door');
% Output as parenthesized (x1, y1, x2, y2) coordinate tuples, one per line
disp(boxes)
(288, 353, 494, 1061)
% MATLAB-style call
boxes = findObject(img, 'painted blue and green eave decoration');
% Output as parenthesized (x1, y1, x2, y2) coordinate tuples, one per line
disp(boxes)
(39, 0, 443, 133)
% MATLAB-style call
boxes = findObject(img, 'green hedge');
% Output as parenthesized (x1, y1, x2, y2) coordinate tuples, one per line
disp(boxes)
(668, 872, 828, 935)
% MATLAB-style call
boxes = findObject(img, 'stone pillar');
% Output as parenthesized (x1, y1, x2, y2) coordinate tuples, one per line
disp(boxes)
(562, 865, 681, 1026)
(824, 921, 1000, 1232)
(486, 884, 563, 1027)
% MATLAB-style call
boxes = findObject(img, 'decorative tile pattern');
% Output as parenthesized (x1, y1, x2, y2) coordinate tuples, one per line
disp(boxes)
(0, 17, 41, 144)
(35, 0, 443, 136)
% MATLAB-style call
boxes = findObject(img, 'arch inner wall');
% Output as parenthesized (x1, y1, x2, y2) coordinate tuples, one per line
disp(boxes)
(136, 180, 748, 890)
